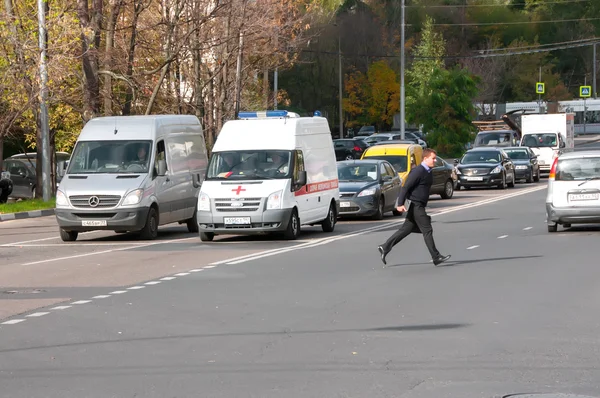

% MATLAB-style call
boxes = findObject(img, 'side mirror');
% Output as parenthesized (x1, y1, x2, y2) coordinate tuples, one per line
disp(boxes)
(296, 170, 307, 187)
(453, 159, 459, 165)
(560, 141, 566, 148)
(157, 159, 167, 176)
(382, 175, 392, 182)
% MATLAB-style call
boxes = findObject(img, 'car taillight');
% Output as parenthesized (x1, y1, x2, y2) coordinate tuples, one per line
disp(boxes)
(549, 157, 558, 180)
(354, 146, 361, 151)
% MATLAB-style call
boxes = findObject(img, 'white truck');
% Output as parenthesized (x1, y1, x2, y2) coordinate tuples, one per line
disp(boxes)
(519, 113, 575, 176)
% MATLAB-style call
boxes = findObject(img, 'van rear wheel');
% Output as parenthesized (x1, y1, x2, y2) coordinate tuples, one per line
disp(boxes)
(321, 203, 336, 232)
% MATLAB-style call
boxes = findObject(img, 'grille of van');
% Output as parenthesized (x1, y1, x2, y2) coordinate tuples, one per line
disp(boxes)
(214, 197, 261, 212)
(69, 195, 121, 208)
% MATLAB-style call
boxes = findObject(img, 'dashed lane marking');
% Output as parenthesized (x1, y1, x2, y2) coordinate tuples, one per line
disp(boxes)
(26, 312, 49, 318)
(467, 245, 480, 250)
(498, 235, 508, 239)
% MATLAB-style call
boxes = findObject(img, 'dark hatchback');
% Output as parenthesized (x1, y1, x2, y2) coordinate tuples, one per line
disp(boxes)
(503, 146, 540, 183)
(455, 147, 516, 189)
(337, 159, 402, 220)
(333, 139, 369, 160)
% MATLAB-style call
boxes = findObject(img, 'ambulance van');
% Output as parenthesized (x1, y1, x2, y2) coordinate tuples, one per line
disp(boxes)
(196, 110, 339, 241)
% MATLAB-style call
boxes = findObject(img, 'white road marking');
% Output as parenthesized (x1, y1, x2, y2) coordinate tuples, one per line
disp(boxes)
(189, 269, 203, 272)
(110, 290, 127, 294)
(145, 281, 161, 285)
(26, 312, 49, 317)
(174, 272, 190, 276)
(1, 319, 25, 325)
(203, 265, 217, 269)
(467, 245, 480, 250)
(127, 286, 145, 290)
(92, 295, 111, 299)
(3, 231, 101, 246)
(1, 242, 153, 247)
(71, 300, 91, 304)
(498, 235, 508, 239)
(19, 237, 198, 266)
(223, 186, 546, 265)
(51, 305, 72, 310)
(160, 277, 176, 281)
(523, 226, 533, 230)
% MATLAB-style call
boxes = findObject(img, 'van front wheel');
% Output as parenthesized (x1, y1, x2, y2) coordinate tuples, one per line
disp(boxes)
(59, 229, 78, 242)
(321, 203, 336, 232)
(140, 207, 159, 240)
(186, 211, 199, 233)
(283, 210, 300, 240)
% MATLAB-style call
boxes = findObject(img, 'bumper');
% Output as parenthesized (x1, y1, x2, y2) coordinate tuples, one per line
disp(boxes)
(338, 195, 379, 217)
(197, 208, 294, 235)
(539, 164, 551, 174)
(458, 174, 504, 187)
(514, 168, 532, 180)
(546, 203, 600, 224)
(55, 207, 149, 232)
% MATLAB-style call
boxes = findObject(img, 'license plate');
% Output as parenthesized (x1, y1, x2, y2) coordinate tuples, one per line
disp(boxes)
(340, 201, 351, 208)
(224, 217, 251, 225)
(82, 220, 107, 227)
(569, 193, 600, 201)
(465, 176, 483, 181)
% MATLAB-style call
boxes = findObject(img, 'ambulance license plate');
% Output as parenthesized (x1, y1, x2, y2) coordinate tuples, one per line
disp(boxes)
(224, 217, 251, 225)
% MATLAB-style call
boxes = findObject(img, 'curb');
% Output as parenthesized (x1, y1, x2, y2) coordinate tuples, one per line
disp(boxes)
(0, 208, 55, 222)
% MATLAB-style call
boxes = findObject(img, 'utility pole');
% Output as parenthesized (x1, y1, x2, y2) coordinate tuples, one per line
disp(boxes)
(584, 75, 587, 135)
(233, 30, 244, 118)
(594, 43, 597, 99)
(37, 0, 51, 201)
(338, 34, 343, 139)
(400, 0, 406, 140)
(274, 67, 278, 110)
(538, 66, 542, 113)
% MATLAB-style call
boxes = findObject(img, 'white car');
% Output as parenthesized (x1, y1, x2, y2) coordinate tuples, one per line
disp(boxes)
(546, 150, 600, 232)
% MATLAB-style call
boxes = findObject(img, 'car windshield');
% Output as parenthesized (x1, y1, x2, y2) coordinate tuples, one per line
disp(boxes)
(365, 135, 391, 143)
(68, 140, 152, 174)
(521, 133, 558, 148)
(363, 155, 407, 173)
(504, 150, 529, 160)
(461, 151, 501, 164)
(337, 164, 378, 182)
(206, 150, 293, 180)
(556, 157, 600, 181)
(474, 132, 513, 146)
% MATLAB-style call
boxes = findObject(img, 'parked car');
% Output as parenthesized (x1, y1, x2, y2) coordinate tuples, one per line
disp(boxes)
(455, 147, 516, 189)
(546, 150, 600, 232)
(361, 143, 423, 188)
(0, 170, 12, 203)
(503, 146, 541, 183)
(337, 159, 402, 219)
(333, 138, 369, 160)
(2, 158, 36, 199)
(430, 157, 457, 199)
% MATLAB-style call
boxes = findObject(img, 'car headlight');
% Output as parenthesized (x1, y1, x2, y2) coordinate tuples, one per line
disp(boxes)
(56, 190, 69, 207)
(357, 188, 377, 197)
(515, 165, 528, 170)
(122, 189, 143, 206)
(267, 190, 282, 210)
(197, 192, 210, 211)
(491, 166, 502, 174)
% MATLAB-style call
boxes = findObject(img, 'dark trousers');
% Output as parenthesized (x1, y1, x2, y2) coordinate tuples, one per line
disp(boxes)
(381, 202, 441, 259)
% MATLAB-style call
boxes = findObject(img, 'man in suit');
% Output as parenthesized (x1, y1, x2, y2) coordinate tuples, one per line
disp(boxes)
(378, 148, 451, 266)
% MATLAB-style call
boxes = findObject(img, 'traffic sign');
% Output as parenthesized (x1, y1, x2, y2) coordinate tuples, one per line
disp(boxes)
(536, 82, 545, 94)
(580, 86, 591, 97)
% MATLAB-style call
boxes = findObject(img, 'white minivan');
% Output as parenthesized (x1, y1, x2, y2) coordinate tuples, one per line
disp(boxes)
(55, 115, 208, 241)
(196, 110, 339, 241)
(546, 150, 600, 232)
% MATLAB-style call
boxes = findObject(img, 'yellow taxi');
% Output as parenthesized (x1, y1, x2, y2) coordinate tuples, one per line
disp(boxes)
(360, 143, 423, 186)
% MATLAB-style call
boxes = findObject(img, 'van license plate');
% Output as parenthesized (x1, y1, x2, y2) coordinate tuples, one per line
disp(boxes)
(569, 193, 600, 201)
(82, 220, 107, 227)
(224, 217, 251, 225)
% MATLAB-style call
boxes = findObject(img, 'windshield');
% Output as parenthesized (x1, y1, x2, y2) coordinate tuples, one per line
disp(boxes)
(337, 164, 378, 182)
(365, 135, 391, 143)
(504, 149, 529, 160)
(461, 151, 501, 164)
(68, 140, 152, 174)
(474, 132, 514, 146)
(206, 150, 292, 180)
(521, 133, 558, 148)
(556, 157, 600, 181)
(363, 155, 407, 173)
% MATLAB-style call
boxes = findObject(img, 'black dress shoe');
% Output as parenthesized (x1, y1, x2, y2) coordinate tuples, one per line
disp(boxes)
(433, 254, 451, 266)
(378, 246, 388, 265)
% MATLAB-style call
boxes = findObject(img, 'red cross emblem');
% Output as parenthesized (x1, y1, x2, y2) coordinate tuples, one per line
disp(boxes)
(232, 185, 246, 195)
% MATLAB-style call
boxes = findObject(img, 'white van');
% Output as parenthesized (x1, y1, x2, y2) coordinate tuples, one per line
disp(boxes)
(55, 115, 208, 241)
(196, 110, 339, 241)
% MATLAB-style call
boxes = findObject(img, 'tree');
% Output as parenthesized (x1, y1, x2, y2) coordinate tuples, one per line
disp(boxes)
(410, 67, 480, 156)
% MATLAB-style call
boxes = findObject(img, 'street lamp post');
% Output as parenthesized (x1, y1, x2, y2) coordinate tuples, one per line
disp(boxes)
(400, 0, 405, 140)
(338, 34, 343, 139)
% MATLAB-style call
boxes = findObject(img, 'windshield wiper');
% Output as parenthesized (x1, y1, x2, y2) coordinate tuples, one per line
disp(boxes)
(578, 176, 600, 186)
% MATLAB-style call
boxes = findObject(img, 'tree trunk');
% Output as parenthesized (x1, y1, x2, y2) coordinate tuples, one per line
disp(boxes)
(77, 0, 102, 121)
(103, 0, 122, 115)
(263, 65, 269, 109)
(122, 0, 141, 115)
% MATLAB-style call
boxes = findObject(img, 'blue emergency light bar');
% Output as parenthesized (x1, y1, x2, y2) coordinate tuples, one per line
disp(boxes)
(237, 110, 295, 119)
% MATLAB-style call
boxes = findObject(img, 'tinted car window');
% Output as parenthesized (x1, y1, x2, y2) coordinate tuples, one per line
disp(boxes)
(365, 155, 407, 173)
(461, 151, 501, 164)
(555, 157, 600, 181)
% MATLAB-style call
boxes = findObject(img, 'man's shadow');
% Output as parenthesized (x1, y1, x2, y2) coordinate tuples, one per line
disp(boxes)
(385, 255, 543, 268)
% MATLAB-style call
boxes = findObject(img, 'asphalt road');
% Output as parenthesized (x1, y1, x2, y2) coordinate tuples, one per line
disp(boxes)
(0, 140, 599, 397)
